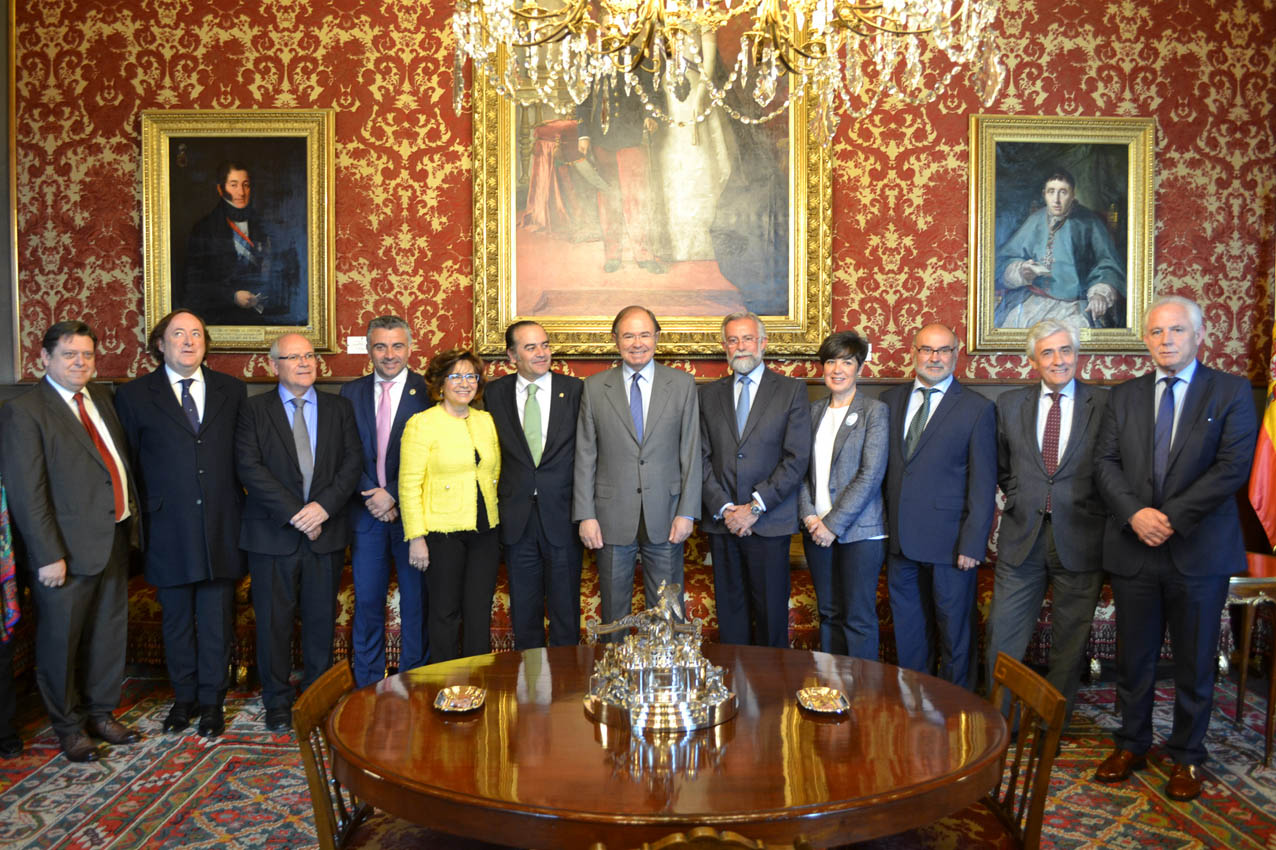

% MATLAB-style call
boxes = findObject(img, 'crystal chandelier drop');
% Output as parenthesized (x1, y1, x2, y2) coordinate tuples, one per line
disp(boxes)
(452, 0, 1006, 140)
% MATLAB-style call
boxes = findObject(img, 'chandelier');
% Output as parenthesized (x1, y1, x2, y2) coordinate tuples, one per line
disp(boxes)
(452, 0, 1006, 140)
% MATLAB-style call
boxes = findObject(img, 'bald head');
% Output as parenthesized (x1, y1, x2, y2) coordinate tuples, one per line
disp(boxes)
(912, 324, 959, 387)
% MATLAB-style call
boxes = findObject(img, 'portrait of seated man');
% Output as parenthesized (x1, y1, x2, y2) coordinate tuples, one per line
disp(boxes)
(178, 159, 303, 326)
(994, 167, 1126, 330)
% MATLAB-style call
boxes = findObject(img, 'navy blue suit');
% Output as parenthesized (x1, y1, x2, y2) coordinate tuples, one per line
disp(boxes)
(882, 378, 997, 689)
(339, 372, 432, 687)
(1094, 363, 1256, 764)
(115, 366, 246, 707)
(486, 372, 584, 649)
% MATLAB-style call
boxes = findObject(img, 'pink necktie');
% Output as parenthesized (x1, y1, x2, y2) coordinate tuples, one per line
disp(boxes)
(375, 381, 393, 488)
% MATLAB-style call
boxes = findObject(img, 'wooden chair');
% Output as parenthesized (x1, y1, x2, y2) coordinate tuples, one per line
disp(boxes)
(293, 660, 511, 850)
(983, 652, 1067, 850)
(292, 659, 371, 850)
(589, 827, 814, 850)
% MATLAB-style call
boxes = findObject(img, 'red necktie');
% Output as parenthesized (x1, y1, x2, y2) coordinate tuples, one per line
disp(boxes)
(1042, 391, 1061, 512)
(74, 392, 125, 521)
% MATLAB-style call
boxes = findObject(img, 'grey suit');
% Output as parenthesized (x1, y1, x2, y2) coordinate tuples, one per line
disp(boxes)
(797, 393, 889, 656)
(0, 379, 139, 736)
(574, 362, 701, 627)
(985, 379, 1106, 719)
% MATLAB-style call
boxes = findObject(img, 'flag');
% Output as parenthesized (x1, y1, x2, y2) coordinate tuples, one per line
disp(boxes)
(1248, 345, 1276, 551)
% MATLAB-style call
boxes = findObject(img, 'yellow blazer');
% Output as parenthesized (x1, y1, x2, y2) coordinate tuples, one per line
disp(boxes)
(399, 405, 501, 538)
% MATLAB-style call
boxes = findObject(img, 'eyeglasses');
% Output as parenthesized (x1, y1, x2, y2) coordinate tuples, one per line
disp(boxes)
(915, 345, 957, 357)
(447, 373, 480, 383)
(276, 352, 317, 363)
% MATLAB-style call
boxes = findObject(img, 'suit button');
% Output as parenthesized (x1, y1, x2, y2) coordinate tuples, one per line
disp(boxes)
(196, 499, 202, 505)
(737, 453, 744, 459)
(637, 488, 642, 493)
(198, 469, 205, 475)
(445, 484, 451, 489)
(639, 460, 645, 465)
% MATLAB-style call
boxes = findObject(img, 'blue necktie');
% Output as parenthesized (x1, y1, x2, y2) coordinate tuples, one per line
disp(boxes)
(179, 378, 200, 432)
(736, 375, 751, 437)
(629, 372, 643, 443)
(1153, 376, 1178, 500)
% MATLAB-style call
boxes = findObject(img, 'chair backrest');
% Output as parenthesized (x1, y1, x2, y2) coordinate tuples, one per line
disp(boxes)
(589, 827, 813, 850)
(293, 659, 363, 850)
(986, 652, 1067, 850)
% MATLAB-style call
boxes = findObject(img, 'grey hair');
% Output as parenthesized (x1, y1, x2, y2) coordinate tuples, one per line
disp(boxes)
(365, 315, 411, 347)
(1144, 295, 1203, 335)
(721, 311, 767, 340)
(268, 336, 281, 360)
(1024, 319, 1079, 359)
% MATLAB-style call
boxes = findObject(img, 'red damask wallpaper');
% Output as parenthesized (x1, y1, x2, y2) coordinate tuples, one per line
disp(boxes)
(12, 0, 1276, 383)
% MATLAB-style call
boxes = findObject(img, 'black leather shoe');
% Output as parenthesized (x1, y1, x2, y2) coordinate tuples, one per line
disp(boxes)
(264, 707, 292, 732)
(0, 733, 22, 758)
(58, 730, 101, 762)
(163, 701, 199, 733)
(86, 716, 142, 745)
(198, 704, 225, 738)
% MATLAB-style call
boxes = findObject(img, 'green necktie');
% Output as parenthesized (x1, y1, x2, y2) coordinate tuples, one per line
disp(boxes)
(904, 387, 936, 460)
(523, 383, 543, 465)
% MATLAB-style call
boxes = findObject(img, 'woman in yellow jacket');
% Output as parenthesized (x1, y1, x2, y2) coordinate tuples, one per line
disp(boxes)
(399, 349, 500, 663)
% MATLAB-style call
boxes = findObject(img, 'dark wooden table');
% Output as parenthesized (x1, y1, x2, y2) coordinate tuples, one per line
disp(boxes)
(327, 645, 1008, 848)
(1231, 552, 1276, 765)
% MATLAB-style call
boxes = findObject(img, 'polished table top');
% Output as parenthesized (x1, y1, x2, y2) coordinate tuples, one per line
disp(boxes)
(328, 645, 1008, 848)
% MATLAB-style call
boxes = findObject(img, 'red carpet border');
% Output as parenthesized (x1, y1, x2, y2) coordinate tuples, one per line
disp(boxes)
(1, 674, 1274, 849)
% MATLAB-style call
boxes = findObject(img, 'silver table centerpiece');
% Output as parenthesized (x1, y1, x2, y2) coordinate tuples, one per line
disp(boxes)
(583, 583, 737, 731)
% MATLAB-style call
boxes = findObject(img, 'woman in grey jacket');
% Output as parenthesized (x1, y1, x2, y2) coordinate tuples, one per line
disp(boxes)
(799, 331, 890, 658)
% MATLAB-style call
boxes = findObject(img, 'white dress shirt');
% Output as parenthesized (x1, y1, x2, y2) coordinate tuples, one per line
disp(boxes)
(515, 371, 553, 449)
(902, 374, 954, 441)
(1154, 358, 1197, 445)
(165, 364, 205, 421)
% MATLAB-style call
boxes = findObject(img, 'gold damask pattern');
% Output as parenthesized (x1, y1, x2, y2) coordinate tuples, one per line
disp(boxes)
(13, 0, 1275, 382)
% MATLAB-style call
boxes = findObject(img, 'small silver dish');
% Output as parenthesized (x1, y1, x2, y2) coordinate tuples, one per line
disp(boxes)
(434, 685, 486, 713)
(797, 686, 849, 714)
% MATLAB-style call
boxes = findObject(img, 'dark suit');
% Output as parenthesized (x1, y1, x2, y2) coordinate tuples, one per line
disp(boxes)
(1094, 363, 1256, 764)
(180, 203, 302, 325)
(986, 380, 1107, 718)
(0, 379, 139, 736)
(574, 363, 701, 628)
(339, 372, 432, 687)
(882, 378, 997, 689)
(699, 368, 811, 647)
(236, 387, 361, 710)
(487, 372, 584, 649)
(114, 366, 247, 707)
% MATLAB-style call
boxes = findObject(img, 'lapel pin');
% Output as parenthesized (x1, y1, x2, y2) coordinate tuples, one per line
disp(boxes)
(409, 388, 417, 395)
(559, 392, 565, 398)
(846, 412, 858, 428)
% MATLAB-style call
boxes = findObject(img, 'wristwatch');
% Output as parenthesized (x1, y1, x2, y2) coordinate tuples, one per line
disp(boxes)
(749, 501, 763, 515)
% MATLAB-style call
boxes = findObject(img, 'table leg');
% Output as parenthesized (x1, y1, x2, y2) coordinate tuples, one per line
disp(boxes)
(1266, 605, 1275, 768)
(1236, 602, 1256, 724)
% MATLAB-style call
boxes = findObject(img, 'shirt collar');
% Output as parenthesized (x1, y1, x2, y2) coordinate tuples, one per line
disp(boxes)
(1156, 358, 1197, 386)
(1039, 378, 1075, 400)
(911, 374, 954, 395)
(278, 383, 318, 407)
(621, 360, 655, 384)
(516, 371, 552, 394)
(165, 364, 203, 387)
(45, 375, 84, 402)
(375, 367, 409, 388)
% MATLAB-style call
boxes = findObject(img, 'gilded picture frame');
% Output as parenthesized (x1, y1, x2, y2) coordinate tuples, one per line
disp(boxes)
(968, 115, 1155, 354)
(471, 71, 831, 357)
(140, 109, 336, 352)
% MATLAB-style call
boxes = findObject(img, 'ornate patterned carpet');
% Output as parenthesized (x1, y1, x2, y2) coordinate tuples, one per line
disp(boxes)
(0, 671, 1273, 849)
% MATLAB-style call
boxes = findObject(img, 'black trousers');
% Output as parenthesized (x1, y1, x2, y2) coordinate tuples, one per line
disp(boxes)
(426, 527, 500, 664)
(29, 523, 129, 736)
(156, 578, 236, 706)
(248, 547, 342, 711)
(0, 635, 16, 740)
(504, 500, 583, 650)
